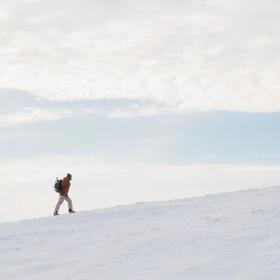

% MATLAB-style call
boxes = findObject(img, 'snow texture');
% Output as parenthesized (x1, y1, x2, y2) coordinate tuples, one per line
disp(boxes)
(1, 186, 280, 279)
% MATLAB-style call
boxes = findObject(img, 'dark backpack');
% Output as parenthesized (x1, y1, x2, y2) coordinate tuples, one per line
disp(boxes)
(54, 178, 63, 193)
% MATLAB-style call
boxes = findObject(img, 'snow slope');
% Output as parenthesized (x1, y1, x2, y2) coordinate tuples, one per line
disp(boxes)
(1, 187, 280, 280)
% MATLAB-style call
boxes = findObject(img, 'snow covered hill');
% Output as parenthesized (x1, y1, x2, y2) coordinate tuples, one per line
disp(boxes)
(1, 186, 280, 280)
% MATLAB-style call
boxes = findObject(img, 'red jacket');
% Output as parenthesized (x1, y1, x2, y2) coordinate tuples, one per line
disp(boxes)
(61, 177, 71, 197)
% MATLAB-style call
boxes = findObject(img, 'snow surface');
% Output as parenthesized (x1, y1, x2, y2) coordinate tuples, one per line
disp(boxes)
(1, 187, 280, 279)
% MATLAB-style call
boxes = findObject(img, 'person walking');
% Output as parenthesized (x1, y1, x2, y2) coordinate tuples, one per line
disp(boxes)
(54, 173, 75, 216)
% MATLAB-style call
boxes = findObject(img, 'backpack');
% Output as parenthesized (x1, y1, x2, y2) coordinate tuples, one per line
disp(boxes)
(54, 178, 63, 193)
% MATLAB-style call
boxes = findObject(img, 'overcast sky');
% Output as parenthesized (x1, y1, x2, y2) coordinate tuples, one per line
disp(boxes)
(1, 0, 280, 112)
(1, 0, 280, 222)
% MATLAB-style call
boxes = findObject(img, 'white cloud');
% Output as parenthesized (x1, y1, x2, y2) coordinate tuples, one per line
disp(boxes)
(0, 101, 175, 127)
(83, 104, 173, 118)
(0, 0, 280, 113)
(0, 108, 71, 126)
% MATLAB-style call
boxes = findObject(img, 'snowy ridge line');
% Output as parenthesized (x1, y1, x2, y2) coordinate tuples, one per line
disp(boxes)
(1, 184, 278, 226)
(1, 186, 280, 279)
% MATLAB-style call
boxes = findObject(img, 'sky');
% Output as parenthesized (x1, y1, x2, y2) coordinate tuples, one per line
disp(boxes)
(1, 0, 280, 222)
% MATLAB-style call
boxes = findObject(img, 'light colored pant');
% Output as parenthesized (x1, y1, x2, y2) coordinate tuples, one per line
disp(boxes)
(54, 195, 73, 213)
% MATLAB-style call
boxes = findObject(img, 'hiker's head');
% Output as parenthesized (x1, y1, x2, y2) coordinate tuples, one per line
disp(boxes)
(67, 173, 72, 181)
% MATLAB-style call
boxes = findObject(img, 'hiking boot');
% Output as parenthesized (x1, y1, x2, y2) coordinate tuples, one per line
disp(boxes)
(54, 211, 59, 216)
(69, 209, 76, 214)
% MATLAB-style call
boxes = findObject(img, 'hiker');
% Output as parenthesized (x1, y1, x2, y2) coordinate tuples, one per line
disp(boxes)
(54, 173, 75, 216)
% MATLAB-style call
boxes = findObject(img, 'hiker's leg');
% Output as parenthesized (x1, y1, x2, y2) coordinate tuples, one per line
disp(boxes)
(65, 196, 73, 211)
(54, 195, 64, 214)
